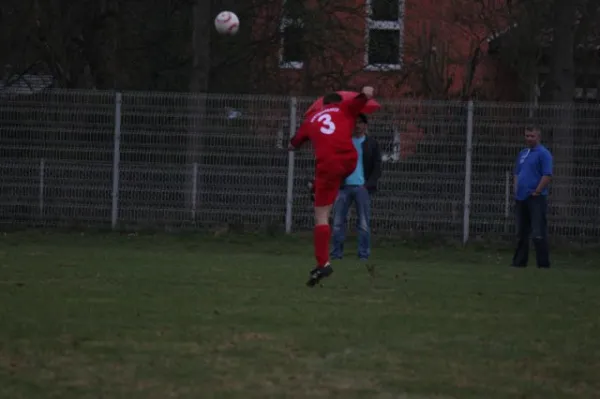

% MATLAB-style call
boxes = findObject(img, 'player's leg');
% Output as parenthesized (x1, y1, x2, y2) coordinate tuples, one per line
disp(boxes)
(313, 201, 334, 267)
(306, 172, 340, 287)
(330, 186, 353, 260)
(306, 154, 357, 287)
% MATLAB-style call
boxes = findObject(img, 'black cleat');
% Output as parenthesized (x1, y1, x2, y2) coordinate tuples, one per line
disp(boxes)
(306, 264, 333, 287)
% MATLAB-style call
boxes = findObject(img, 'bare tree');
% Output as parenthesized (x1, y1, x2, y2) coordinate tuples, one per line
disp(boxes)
(1, 0, 194, 91)
(471, 0, 597, 222)
(203, 0, 369, 95)
(544, 0, 578, 222)
(388, 0, 512, 100)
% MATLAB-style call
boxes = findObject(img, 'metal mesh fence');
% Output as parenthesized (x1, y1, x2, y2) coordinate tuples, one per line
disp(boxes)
(0, 90, 114, 227)
(118, 92, 291, 229)
(2, 90, 600, 242)
(292, 99, 468, 239)
(472, 102, 600, 240)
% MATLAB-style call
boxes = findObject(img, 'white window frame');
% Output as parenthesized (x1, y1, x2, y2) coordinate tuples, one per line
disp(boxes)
(575, 87, 598, 100)
(365, 0, 405, 71)
(279, 1, 304, 69)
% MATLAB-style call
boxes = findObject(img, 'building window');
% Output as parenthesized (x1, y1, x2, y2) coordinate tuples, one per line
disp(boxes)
(574, 74, 600, 103)
(280, 0, 305, 69)
(365, 0, 404, 71)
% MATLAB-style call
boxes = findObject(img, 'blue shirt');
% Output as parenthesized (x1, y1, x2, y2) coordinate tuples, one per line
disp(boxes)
(514, 144, 553, 200)
(345, 136, 366, 185)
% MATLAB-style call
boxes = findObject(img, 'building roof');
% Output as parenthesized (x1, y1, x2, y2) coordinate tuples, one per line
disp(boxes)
(0, 74, 54, 93)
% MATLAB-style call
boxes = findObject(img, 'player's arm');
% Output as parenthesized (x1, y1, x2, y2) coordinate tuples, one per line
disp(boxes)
(289, 120, 310, 150)
(345, 86, 375, 117)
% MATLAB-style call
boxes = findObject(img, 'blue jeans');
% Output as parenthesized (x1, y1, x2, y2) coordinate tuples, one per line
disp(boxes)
(330, 185, 371, 260)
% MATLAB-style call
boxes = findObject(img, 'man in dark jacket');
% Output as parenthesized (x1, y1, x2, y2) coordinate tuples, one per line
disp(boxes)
(329, 114, 382, 261)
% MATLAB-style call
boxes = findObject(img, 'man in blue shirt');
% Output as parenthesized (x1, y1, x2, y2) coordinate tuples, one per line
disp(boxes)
(330, 114, 382, 261)
(512, 126, 553, 268)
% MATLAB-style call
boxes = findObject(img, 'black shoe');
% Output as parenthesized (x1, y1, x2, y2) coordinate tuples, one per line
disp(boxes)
(306, 264, 333, 287)
(510, 264, 527, 268)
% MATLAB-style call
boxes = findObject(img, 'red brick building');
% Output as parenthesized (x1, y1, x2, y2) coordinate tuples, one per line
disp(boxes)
(250, 0, 511, 100)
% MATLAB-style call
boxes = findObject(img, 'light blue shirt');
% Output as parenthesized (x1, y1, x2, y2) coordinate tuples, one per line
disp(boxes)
(514, 144, 553, 200)
(345, 136, 365, 185)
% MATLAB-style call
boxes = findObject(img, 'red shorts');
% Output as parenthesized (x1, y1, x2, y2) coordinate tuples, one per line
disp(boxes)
(314, 153, 358, 206)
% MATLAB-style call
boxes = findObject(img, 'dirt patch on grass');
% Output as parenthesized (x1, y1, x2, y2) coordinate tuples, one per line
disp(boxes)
(212, 368, 387, 398)
(216, 332, 276, 350)
(0, 350, 29, 374)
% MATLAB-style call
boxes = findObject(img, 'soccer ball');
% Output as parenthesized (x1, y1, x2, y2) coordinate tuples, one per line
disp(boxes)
(214, 11, 239, 35)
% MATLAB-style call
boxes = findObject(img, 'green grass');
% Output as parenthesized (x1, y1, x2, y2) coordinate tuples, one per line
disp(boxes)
(1, 231, 600, 398)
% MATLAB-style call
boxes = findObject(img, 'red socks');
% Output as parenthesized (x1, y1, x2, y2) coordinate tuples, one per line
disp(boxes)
(314, 224, 331, 267)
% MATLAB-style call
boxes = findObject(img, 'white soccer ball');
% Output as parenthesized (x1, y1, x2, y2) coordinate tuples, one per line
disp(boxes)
(214, 11, 239, 35)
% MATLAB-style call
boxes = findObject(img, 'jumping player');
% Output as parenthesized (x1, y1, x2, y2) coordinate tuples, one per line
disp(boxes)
(288, 86, 375, 287)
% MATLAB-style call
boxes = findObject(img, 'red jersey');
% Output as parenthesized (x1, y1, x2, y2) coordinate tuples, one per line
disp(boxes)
(290, 94, 369, 162)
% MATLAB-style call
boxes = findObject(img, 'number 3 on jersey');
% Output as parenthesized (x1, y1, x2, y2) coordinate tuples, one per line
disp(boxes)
(317, 113, 336, 135)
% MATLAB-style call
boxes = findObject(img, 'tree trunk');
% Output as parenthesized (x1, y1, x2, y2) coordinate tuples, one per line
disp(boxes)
(187, 0, 211, 220)
(543, 0, 577, 232)
(85, 0, 119, 89)
(190, 0, 210, 94)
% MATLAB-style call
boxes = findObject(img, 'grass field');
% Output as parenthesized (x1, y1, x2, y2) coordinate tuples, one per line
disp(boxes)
(1, 231, 600, 398)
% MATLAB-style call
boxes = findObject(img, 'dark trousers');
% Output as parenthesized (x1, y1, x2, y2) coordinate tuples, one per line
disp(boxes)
(512, 195, 550, 268)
